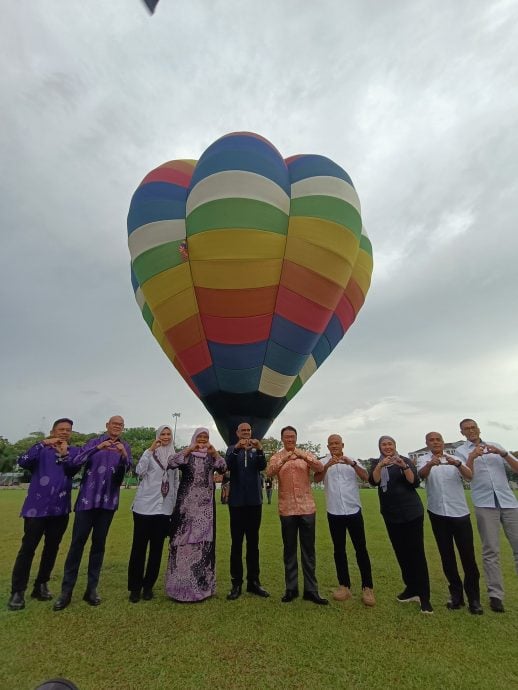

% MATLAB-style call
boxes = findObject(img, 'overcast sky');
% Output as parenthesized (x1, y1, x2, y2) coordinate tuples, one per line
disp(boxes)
(1, 0, 517, 457)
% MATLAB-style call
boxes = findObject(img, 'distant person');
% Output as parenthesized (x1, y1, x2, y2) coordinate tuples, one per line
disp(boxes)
(265, 477, 273, 505)
(225, 422, 269, 601)
(417, 432, 482, 614)
(53, 416, 132, 610)
(127, 425, 179, 603)
(7, 418, 81, 611)
(266, 426, 327, 605)
(455, 418, 518, 613)
(369, 436, 432, 614)
(165, 427, 226, 602)
(314, 434, 375, 607)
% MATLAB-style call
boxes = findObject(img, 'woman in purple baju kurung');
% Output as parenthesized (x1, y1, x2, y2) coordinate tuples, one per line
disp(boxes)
(166, 427, 226, 602)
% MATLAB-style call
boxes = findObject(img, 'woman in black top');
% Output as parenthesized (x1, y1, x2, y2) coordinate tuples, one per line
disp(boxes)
(369, 436, 432, 614)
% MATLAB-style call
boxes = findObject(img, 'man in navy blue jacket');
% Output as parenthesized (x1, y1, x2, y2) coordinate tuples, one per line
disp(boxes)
(225, 422, 269, 600)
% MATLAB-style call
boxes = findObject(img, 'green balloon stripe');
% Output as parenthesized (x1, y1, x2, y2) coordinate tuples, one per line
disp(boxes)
(290, 196, 362, 238)
(132, 240, 184, 285)
(360, 233, 373, 256)
(285, 375, 303, 401)
(186, 198, 288, 236)
(142, 302, 154, 330)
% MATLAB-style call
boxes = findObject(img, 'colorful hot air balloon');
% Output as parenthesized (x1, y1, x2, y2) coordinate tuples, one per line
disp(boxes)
(127, 132, 373, 443)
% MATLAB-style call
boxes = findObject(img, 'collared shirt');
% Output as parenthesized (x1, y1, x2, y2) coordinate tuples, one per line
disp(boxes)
(132, 449, 179, 515)
(322, 454, 362, 516)
(456, 440, 518, 509)
(416, 452, 469, 517)
(71, 434, 132, 512)
(225, 444, 266, 507)
(266, 449, 323, 517)
(18, 442, 81, 518)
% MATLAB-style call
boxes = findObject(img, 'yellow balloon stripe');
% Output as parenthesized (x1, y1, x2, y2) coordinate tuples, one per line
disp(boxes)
(285, 235, 355, 286)
(188, 229, 286, 261)
(258, 366, 297, 397)
(191, 258, 283, 289)
(141, 263, 192, 309)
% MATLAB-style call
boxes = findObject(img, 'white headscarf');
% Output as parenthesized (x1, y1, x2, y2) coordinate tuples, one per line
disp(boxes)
(154, 425, 174, 465)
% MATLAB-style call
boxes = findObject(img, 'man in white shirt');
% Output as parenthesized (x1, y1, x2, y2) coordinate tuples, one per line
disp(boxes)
(417, 432, 482, 614)
(455, 418, 518, 613)
(314, 434, 375, 606)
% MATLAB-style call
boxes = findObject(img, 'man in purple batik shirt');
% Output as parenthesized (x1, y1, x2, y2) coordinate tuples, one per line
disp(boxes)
(7, 418, 81, 611)
(53, 415, 132, 610)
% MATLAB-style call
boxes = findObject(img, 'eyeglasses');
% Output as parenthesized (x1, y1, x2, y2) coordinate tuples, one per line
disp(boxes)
(462, 425, 478, 431)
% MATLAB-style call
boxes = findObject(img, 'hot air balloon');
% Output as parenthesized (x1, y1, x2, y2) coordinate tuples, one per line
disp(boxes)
(127, 132, 373, 443)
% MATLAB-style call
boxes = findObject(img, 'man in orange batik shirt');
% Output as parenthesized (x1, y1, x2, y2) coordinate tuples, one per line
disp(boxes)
(267, 426, 328, 605)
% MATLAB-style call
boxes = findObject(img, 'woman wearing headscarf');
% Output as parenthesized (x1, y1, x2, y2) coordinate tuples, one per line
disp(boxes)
(369, 435, 433, 614)
(127, 425, 179, 603)
(166, 427, 226, 602)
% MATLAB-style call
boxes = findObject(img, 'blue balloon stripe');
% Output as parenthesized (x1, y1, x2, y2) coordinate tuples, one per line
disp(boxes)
(132, 182, 188, 203)
(208, 340, 268, 370)
(214, 366, 263, 394)
(191, 367, 220, 397)
(312, 337, 332, 367)
(270, 315, 319, 355)
(127, 200, 186, 234)
(324, 314, 345, 349)
(287, 155, 353, 186)
(264, 341, 308, 376)
(190, 151, 290, 196)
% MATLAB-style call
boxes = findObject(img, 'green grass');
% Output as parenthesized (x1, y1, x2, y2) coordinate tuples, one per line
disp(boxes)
(1, 489, 517, 690)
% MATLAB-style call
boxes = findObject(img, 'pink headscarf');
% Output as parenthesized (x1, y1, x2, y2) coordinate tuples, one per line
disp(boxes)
(190, 427, 210, 458)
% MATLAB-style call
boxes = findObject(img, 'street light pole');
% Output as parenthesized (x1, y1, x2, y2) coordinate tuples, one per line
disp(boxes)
(171, 412, 181, 449)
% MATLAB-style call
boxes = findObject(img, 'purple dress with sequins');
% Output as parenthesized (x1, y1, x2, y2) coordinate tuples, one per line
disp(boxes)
(165, 450, 226, 602)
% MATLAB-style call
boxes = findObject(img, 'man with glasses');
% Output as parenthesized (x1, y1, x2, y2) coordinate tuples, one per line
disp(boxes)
(53, 416, 132, 610)
(456, 418, 518, 613)
(225, 422, 269, 600)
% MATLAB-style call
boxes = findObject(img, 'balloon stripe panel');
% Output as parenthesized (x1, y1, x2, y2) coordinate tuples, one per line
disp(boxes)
(176, 341, 212, 376)
(323, 314, 344, 349)
(188, 229, 285, 261)
(298, 354, 318, 384)
(342, 279, 366, 317)
(132, 242, 185, 284)
(191, 367, 220, 396)
(290, 197, 362, 238)
(164, 314, 205, 353)
(208, 340, 267, 370)
(312, 337, 332, 367)
(187, 199, 288, 236)
(291, 176, 361, 213)
(259, 367, 296, 397)
(141, 264, 192, 308)
(213, 366, 263, 393)
(335, 294, 357, 331)
(187, 170, 290, 215)
(128, 200, 186, 234)
(287, 155, 354, 186)
(129, 220, 186, 259)
(285, 236, 353, 284)
(152, 288, 198, 329)
(132, 182, 188, 204)
(275, 285, 332, 333)
(195, 286, 277, 317)
(287, 217, 360, 262)
(201, 314, 272, 344)
(270, 315, 320, 355)
(281, 261, 344, 310)
(264, 340, 308, 376)
(190, 259, 282, 289)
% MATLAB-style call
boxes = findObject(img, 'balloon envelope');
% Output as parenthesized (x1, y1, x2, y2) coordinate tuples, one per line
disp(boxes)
(128, 132, 373, 443)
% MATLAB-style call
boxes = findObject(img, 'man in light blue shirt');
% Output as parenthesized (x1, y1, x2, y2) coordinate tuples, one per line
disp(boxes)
(455, 418, 518, 613)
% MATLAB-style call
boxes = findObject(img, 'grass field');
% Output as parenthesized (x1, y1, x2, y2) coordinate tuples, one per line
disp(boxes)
(1, 488, 517, 690)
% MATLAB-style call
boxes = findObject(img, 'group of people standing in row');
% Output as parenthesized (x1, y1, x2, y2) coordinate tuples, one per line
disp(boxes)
(6, 416, 518, 617)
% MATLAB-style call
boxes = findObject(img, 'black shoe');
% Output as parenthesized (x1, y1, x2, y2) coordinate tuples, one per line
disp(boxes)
(396, 589, 420, 603)
(420, 600, 434, 614)
(489, 597, 505, 613)
(83, 589, 101, 606)
(281, 589, 299, 603)
(226, 584, 242, 601)
(303, 591, 329, 605)
(468, 600, 484, 615)
(446, 597, 465, 610)
(142, 589, 154, 601)
(53, 592, 72, 611)
(129, 590, 141, 603)
(7, 591, 25, 611)
(31, 582, 53, 601)
(247, 581, 270, 598)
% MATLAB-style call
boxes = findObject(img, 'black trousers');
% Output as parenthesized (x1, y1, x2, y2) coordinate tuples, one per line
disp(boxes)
(280, 514, 318, 593)
(11, 515, 69, 593)
(61, 509, 114, 593)
(428, 511, 480, 603)
(385, 516, 430, 601)
(127, 512, 170, 592)
(229, 505, 262, 585)
(327, 510, 373, 588)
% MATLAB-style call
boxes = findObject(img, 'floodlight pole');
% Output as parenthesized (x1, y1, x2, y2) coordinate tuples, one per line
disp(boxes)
(172, 412, 181, 449)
